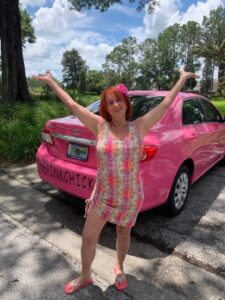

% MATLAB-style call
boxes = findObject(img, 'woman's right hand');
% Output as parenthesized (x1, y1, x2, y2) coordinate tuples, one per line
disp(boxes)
(33, 70, 53, 84)
(84, 199, 92, 218)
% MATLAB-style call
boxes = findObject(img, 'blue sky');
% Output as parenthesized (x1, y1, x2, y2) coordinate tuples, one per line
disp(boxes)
(20, 0, 224, 80)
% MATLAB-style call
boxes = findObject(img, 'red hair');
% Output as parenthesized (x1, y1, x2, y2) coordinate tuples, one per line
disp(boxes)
(100, 86, 132, 122)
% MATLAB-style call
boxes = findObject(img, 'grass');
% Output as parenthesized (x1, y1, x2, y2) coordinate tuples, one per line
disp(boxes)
(0, 93, 98, 164)
(211, 96, 225, 116)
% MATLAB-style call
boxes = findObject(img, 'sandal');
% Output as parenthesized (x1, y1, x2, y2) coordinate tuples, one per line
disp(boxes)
(114, 267, 127, 291)
(64, 277, 93, 294)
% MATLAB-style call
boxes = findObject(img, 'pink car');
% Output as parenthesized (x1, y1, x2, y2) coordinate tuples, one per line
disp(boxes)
(36, 91, 225, 216)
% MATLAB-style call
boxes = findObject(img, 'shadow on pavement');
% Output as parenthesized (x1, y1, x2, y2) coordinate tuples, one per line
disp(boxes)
(1, 163, 225, 299)
(0, 163, 225, 258)
(41, 164, 225, 256)
(0, 217, 218, 300)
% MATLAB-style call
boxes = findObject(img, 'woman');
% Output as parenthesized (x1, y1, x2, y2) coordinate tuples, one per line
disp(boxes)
(34, 69, 198, 294)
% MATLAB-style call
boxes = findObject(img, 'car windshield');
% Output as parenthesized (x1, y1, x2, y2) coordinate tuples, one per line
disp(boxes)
(86, 95, 164, 121)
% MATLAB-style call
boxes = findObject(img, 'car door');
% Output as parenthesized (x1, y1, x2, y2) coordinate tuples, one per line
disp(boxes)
(182, 98, 216, 179)
(198, 98, 225, 160)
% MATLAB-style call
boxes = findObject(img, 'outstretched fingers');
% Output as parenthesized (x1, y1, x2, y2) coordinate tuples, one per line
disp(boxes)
(32, 70, 53, 82)
(179, 67, 200, 79)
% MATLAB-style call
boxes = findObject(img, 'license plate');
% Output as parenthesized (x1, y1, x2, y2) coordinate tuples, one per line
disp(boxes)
(67, 143, 88, 161)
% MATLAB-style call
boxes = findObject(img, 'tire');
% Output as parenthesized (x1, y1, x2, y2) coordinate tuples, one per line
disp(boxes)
(165, 165, 191, 217)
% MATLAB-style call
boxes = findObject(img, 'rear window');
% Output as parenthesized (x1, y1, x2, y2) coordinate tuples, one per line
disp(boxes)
(86, 96, 164, 121)
(129, 96, 164, 120)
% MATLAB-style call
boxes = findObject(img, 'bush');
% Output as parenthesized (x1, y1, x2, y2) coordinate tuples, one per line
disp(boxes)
(0, 92, 99, 164)
(0, 100, 69, 164)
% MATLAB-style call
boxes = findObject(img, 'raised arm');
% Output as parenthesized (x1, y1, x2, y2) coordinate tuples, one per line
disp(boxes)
(136, 69, 199, 138)
(33, 71, 103, 136)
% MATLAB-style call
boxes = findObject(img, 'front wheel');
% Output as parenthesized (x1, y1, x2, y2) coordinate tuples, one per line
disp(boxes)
(165, 165, 191, 217)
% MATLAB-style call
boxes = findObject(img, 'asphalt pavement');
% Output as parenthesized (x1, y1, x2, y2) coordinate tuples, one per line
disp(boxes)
(0, 163, 225, 300)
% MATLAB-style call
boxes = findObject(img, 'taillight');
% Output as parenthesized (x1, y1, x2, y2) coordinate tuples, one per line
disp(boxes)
(42, 126, 53, 144)
(140, 145, 157, 162)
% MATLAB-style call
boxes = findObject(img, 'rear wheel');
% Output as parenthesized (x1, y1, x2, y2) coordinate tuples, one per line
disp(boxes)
(166, 165, 191, 217)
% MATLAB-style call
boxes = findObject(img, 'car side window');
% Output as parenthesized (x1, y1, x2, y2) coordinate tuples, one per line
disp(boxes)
(183, 99, 204, 125)
(198, 98, 223, 122)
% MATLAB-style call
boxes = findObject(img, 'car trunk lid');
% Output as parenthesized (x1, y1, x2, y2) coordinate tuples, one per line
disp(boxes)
(45, 116, 97, 168)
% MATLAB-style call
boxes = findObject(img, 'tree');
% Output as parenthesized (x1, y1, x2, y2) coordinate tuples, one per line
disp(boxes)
(103, 36, 139, 88)
(78, 69, 87, 93)
(179, 22, 201, 67)
(61, 48, 87, 91)
(86, 70, 106, 94)
(20, 7, 36, 47)
(179, 21, 202, 90)
(68, 0, 160, 13)
(0, 6, 34, 63)
(154, 24, 181, 89)
(192, 6, 225, 95)
(0, 0, 35, 102)
(138, 38, 159, 89)
(200, 58, 214, 95)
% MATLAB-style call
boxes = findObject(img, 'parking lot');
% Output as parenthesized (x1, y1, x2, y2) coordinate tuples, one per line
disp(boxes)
(0, 162, 225, 299)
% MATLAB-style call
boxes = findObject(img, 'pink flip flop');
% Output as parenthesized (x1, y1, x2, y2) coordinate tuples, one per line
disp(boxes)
(114, 267, 127, 291)
(64, 277, 93, 294)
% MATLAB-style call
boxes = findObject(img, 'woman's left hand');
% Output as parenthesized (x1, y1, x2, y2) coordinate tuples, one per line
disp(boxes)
(179, 68, 200, 80)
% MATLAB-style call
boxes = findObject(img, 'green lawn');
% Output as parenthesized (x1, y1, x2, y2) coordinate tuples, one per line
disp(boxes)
(211, 97, 225, 116)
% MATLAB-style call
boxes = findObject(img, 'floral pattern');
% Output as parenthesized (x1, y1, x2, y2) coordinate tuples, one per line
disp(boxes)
(90, 121, 144, 227)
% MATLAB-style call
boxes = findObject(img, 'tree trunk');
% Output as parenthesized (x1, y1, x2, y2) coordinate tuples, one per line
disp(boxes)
(0, 0, 31, 102)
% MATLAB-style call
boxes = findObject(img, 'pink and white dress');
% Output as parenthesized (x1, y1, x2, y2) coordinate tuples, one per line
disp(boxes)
(90, 121, 144, 227)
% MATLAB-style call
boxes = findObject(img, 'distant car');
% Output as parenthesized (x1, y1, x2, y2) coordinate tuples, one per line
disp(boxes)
(36, 91, 225, 216)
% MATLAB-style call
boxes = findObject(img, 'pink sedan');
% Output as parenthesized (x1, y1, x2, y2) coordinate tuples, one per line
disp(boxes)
(36, 91, 225, 216)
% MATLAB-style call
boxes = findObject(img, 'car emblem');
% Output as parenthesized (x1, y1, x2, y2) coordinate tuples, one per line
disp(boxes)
(72, 128, 81, 136)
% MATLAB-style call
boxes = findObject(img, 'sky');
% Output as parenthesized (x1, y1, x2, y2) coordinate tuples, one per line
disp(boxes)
(20, 0, 225, 80)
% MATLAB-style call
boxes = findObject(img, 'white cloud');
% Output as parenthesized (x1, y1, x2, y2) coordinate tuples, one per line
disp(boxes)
(24, 37, 61, 77)
(130, 0, 224, 42)
(33, 0, 86, 38)
(67, 38, 113, 70)
(169, 0, 224, 26)
(20, 0, 48, 7)
(130, 0, 181, 41)
(110, 3, 138, 17)
(23, 0, 113, 79)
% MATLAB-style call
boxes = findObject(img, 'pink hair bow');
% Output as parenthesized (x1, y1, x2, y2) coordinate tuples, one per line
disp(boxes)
(116, 83, 128, 96)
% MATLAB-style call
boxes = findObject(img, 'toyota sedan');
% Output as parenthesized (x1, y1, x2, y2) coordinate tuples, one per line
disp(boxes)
(36, 91, 225, 216)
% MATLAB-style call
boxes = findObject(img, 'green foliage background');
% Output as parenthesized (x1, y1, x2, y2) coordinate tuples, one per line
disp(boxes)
(0, 95, 224, 165)
(0, 93, 98, 164)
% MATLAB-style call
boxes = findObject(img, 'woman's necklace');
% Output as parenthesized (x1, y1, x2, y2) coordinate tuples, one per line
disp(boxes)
(111, 120, 128, 129)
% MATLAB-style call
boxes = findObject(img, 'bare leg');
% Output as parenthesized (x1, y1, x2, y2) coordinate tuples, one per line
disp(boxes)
(81, 207, 106, 278)
(115, 225, 131, 273)
(65, 206, 106, 293)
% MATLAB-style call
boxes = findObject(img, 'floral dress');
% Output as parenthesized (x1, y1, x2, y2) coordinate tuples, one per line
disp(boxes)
(90, 121, 144, 227)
